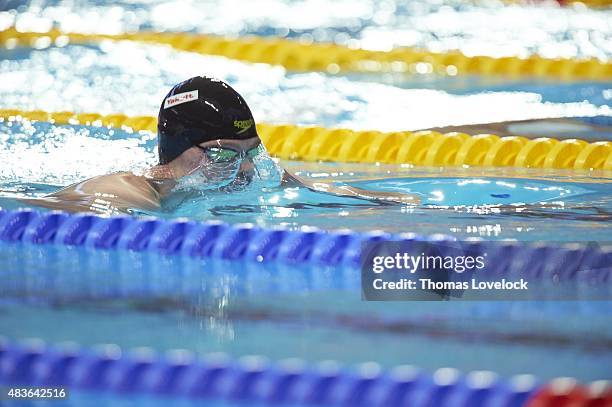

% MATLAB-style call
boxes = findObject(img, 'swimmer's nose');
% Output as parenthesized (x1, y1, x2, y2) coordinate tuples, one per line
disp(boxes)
(239, 158, 255, 174)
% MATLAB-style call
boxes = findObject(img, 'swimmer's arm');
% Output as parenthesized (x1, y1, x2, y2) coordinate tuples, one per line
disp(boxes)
(17, 196, 106, 213)
(282, 171, 421, 204)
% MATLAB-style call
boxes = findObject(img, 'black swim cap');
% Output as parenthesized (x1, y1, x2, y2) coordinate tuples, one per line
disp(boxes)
(157, 76, 258, 164)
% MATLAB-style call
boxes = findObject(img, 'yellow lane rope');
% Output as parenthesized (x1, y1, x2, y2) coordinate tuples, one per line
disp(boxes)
(550, 0, 610, 7)
(504, 0, 611, 7)
(1, 27, 610, 80)
(1, 109, 610, 170)
(562, 0, 610, 6)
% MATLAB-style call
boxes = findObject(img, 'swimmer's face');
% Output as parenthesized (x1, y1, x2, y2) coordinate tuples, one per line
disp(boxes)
(171, 136, 261, 181)
(196, 136, 260, 175)
(155, 134, 281, 195)
(170, 137, 263, 193)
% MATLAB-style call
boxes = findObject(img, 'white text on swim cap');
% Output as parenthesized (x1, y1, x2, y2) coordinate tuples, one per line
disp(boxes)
(164, 90, 199, 109)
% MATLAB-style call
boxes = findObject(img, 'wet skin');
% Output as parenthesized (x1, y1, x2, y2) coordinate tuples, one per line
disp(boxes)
(19, 136, 421, 215)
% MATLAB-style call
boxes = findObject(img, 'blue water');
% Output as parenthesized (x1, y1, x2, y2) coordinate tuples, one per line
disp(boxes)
(358, 177, 592, 206)
(1, 44, 610, 131)
(1, 242, 611, 383)
(3, 0, 611, 61)
(1, 1, 611, 404)
(1, 119, 611, 240)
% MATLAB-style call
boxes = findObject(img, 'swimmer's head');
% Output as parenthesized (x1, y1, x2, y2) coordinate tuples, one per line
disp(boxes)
(154, 76, 281, 193)
(157, 76, 259, 165)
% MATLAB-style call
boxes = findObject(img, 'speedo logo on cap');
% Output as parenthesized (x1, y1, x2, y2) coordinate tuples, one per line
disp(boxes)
(164, 90, 198, 109)
(234, 119, 254, 134)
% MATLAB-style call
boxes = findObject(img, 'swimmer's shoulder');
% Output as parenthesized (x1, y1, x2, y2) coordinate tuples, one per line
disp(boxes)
(40, 172, 164, 213)
(51, 171, 156, 195)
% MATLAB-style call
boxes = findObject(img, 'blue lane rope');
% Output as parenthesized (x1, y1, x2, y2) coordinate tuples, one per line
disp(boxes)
(0, 209, 611, 283)
(0, 338, 539, 406)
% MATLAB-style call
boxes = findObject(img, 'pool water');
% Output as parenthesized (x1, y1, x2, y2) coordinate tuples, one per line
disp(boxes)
(147, 173, 611, 240)
(0, 43, 609, 131)
(355, 177, 593, 205)
(1, 242, 611, 382)
(4, 0, 611, 61)
(1, 120, 611, 239)
(0, 37, 610, 241)
(1, 0, 611, 403)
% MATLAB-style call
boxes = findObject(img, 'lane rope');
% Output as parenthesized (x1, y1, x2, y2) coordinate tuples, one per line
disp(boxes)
(555, 0, 612, 7)
(0, 337, 543, 406)
(1, 27, 610, 80)
(0, 208, 609, 403)
(1, 337, 609, 406)
(1, 209, 610, 285)
(1, 108, 611, 170)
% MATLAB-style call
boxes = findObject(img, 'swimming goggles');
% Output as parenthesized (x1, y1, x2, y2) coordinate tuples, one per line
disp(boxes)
(196, 144, 264, 163)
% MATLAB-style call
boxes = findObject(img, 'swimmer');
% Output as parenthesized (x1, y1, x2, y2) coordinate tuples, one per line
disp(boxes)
(20, 76, 420, 215)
